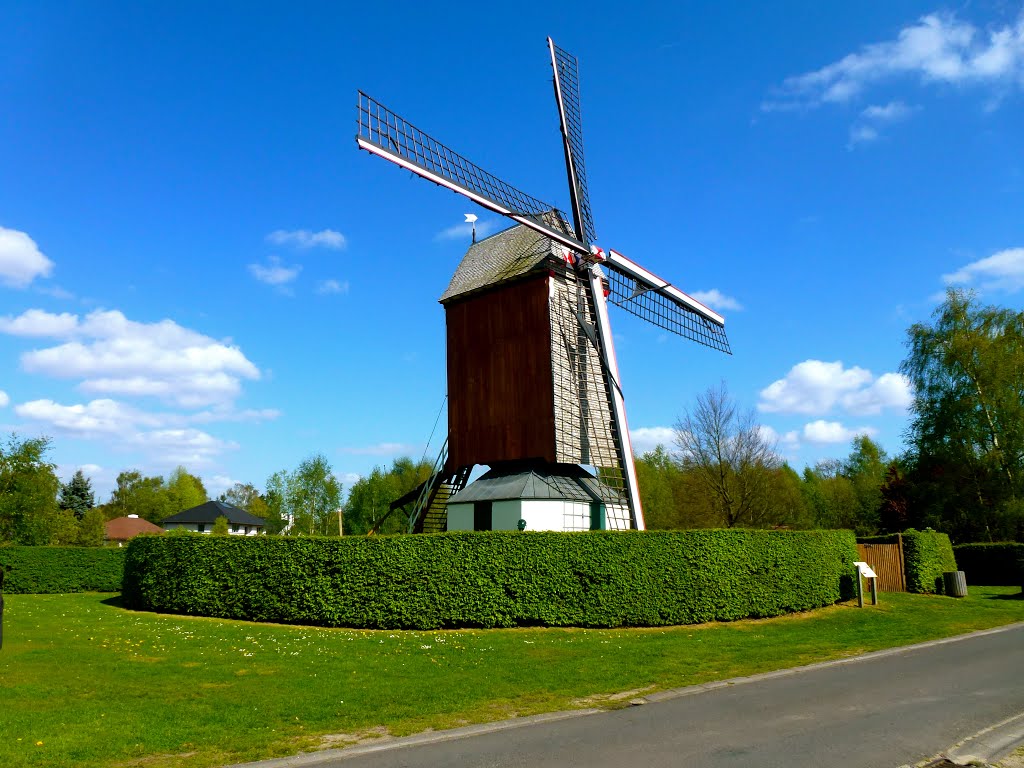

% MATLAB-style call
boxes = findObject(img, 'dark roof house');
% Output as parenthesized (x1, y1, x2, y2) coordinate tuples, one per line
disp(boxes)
(161, 500, 266, 531)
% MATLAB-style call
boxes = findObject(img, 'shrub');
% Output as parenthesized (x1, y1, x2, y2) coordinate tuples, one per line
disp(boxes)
(953, 543, 1024, 586)
(122, 529, 858, 629)
(902, 529, 957, 594)
(0, 545, 126, 593)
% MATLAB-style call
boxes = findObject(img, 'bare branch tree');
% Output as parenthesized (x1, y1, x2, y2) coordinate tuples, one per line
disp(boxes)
(674, 382, 781, 527)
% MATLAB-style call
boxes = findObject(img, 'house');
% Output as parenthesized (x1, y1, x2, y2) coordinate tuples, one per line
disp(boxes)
(161, 500, 266, 535)
(105, 514, 164, 546)
(445, 462, 622, 532)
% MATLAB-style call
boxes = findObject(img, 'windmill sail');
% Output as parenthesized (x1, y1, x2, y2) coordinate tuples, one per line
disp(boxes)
(604, 250, 732, 354)
(356, 92, 583, 253)
(548, 38, 596, 247)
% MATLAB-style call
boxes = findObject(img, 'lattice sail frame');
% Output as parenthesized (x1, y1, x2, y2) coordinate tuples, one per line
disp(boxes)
(549, 38, 597, 247)
(357, 92, 576, 247)
(549, 266, 632, 529)
(605, 264, 732, 353)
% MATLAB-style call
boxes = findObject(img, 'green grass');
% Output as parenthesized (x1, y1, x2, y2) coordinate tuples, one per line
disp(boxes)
(2, 588, 1023, 768)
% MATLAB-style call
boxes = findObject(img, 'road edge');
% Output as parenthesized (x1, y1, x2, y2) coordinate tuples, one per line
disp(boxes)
(229, 620, 1024, 767)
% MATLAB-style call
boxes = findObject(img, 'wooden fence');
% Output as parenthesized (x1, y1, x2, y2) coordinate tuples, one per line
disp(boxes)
(856, 538, 907, 592)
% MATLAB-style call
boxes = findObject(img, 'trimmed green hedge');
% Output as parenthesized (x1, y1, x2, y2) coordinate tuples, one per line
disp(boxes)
(123, 530, 858, 629)
(902, 529, 957, 594)
(0, 546, 127, 593)
(953, 543, 1024, 586)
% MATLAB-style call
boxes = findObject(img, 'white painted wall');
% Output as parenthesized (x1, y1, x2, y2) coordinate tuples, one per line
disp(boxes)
(448, 499, 605, 532)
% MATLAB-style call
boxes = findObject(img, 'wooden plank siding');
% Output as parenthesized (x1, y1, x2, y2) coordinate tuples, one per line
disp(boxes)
(856, 541, 907, 592)
(445, 273, 557, 469)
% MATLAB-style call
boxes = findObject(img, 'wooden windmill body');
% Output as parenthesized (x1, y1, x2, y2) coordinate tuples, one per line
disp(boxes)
(358, 40, 731, 534)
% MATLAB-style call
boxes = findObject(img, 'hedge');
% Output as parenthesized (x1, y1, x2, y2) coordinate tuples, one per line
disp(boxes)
(901, 529, 957, 594)
(953, 543, 1024, 586)
(122, 529, 858, 629)
(0, 546, 127, 593)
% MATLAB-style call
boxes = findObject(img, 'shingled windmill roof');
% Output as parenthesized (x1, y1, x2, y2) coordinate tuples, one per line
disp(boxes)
(447, 463, 608, 504)
(439, 213, 574, 304)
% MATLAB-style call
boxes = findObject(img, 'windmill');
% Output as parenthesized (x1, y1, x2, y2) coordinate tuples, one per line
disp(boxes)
(357, 38, 731, 534)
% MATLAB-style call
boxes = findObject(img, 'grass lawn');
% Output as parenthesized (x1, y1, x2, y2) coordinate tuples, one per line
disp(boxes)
(2, 587, 1023, 768)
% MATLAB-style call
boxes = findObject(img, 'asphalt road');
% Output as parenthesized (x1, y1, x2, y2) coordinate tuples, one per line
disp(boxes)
(279, 622, 1024, 768)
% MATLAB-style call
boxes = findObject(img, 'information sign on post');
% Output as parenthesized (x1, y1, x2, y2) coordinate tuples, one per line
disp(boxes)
(853, 561, 879, 607)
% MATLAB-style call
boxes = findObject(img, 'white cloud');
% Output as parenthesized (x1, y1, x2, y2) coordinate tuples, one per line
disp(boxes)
(765, 12, 1024, 109)
(130, 428, 234, 465)
(435, 219, 498, 242)
(15, 398, 163, 437)
(840, 372, 914, 415)
(759, 360, 912, 417)
(0, 390, 8, 408)
(757, 424, 800, 451)
(849, 101, 917, 147)
(248, 255, 301, 286)
(759, 360, 872, 414)
(205, 474, 237, 497)
(188, 407, 280, 424)
(690, 289, 743, 312)
(266, 229, 346, 249)
(0, 226, 55, 288)
(14, 397, 235, 465)
(317, 279, 349, 295)
(802, 420, 877, 445)
(2, 308, 261, 408)
(848, 125, 880, 146)
(943, 247, 1024, 293)
(0, 309, 79, 336)
(630, 426, 676, 455)
(861, 100, 915, 121)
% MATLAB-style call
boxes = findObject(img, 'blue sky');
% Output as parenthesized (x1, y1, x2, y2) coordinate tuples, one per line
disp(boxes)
(2, 1, 1023, 501)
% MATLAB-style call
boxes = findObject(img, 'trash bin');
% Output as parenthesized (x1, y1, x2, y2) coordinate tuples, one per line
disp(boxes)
(943, 570, 968, 598)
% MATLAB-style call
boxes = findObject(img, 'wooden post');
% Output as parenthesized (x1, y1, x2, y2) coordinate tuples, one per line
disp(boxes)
(897, 532, 907, 592)
(857, 573, 864, 608)
(870, 576, 879, 605)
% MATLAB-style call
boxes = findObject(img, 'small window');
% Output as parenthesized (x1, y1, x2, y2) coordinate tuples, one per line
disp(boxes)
(231, 524, 239, 533)
(197, 524, 206, 533)
(473, 501, 492, 531)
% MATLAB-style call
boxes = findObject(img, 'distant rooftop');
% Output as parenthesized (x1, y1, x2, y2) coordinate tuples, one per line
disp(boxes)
(105, 515, 163, 540)
(161, 500, 266, 526)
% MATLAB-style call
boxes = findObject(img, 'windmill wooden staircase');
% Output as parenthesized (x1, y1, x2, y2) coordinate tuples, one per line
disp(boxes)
(368, 439, 471, 535)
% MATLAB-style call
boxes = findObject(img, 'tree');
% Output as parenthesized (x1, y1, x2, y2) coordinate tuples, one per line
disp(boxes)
(289, 454, 342, 536)
(901, 288, 1024, 541)
(0, 434, 62, 545)
(58, 469, 95, 520)
(76, 507, 107, 546)
(878, 461, 912, 533)
(165, 466, 208, 516)
(263, 470, 293, 534)
(108, 471, 173, 523)
(344, 457, 433, 535)
(104, 467, 208, 524)
(212, 515, 230, 535)
(674, 383, 783, 528)
(219, 481, 270, 523)
(841, 435, 887, 535)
